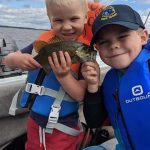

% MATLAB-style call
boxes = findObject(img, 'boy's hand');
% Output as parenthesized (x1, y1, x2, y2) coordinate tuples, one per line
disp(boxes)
(5, 51, 42, 71)
(48, 51, 72, 78)
(17, 53, 42, 70)
(81, 61, 100, 93)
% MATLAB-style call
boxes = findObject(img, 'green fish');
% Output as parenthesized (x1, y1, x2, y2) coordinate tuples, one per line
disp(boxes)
(34, 41, 97, 74)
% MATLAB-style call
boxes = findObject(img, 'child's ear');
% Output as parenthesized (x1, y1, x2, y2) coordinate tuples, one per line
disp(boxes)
(95, 44, 98, 50)
(140, 29, 149, 45)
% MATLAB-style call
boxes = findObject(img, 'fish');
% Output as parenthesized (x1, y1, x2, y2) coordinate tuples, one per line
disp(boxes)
(34, 41, 97, 74)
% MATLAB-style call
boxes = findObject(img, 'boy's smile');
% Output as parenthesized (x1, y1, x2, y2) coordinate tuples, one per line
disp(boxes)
(95, 25, 148, 69)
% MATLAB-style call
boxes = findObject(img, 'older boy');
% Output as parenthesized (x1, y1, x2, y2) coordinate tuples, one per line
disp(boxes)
(5, 0, 103, 150)
(82, 4, 150, 150)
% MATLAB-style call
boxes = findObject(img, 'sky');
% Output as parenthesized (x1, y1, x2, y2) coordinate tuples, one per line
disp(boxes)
(0, 0, 150, 32)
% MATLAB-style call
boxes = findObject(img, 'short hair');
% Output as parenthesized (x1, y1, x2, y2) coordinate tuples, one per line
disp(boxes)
(45, 0, 88, 15)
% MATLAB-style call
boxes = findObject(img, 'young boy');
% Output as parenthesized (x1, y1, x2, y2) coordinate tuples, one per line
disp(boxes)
(5, 0, 103, 150)
(82, 4, 150, 150)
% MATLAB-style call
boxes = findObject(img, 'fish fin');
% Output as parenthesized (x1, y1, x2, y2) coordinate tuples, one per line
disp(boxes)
(48, 36, 62, 44)
(33, 41, 48, 53)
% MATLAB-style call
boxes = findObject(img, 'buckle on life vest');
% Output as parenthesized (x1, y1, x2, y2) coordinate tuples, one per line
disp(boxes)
(48, 105, 61, 125)
(25, 83, 44, 96)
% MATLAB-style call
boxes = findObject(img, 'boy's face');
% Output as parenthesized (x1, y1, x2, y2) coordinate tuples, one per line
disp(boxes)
(48, 1, 87, 41)
(95, 25, 148, 69)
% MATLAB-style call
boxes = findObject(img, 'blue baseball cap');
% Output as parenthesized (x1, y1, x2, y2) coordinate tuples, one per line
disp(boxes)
(91, 4, 145, 45)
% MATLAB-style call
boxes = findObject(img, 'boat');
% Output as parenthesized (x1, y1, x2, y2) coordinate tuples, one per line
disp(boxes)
(0, 33, 28, 150)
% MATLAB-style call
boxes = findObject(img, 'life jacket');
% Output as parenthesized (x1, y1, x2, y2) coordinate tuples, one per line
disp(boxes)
(28, 32, 87, 133)
(102, 40, 150, 150)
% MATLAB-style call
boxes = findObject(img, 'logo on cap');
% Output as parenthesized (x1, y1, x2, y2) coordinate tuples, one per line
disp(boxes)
(101, 6, 117, 20)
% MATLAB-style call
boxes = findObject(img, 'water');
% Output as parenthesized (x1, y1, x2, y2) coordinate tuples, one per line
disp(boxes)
(0, 26, 45, 49)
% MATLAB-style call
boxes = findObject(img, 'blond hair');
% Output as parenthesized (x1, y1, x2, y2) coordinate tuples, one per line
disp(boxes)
(45, 0, 88, 15)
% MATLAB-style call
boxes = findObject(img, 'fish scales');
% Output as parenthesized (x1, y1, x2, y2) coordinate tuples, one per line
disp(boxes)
(43, 41, 78, 54)
(34, 41, 97, 74)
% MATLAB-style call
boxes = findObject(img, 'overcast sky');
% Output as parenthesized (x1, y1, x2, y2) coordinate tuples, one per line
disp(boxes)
(0, 0, 150, 32)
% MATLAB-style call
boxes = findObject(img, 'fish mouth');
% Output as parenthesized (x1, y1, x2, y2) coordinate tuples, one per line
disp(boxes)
(76, 49, 97, 62)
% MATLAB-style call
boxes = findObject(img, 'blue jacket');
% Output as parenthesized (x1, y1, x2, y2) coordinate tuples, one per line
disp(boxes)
(102, 39, 150, 150)
(20, 69, 79, 117)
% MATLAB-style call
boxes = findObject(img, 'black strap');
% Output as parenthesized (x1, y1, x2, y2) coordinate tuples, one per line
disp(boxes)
(25, 69, 46, 109)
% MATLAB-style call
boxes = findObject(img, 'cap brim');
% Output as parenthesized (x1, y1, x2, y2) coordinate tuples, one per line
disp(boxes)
(91, 21, 141, 46)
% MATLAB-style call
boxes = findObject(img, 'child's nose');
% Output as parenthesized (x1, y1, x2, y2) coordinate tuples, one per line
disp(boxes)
(110, 41, 120, 50)
(62, 23, 72, 30)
